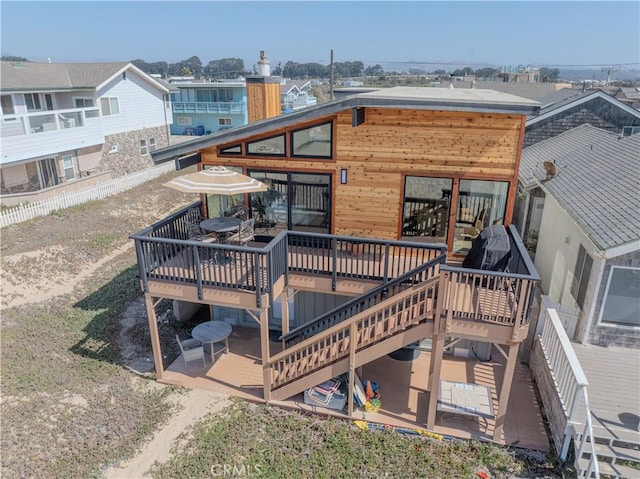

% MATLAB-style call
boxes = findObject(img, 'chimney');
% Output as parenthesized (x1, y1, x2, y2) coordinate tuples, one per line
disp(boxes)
(257, 50, 270, 77)
(246, 51, 281, 122)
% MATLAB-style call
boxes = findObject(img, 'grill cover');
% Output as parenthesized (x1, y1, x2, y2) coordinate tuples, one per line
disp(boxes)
(462, 225, 511, 272)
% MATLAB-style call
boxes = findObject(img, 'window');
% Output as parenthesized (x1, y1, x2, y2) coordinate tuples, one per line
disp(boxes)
(140, 139, 148, 155)
(571, 244, 593, 309)
(61, 154, 75, 181)
(24, 93, 42, 111)
(74, 98, 94, 108)
(100, 97, 120, 116)
(1, 95, 14, 115)
(220, 145, 241, 155)
(178, 116, 192, 126)
(291, 122, 332, 158)
(599, 267, 640, 327)
(453, 180, 509, 254)
(218, 118, 232, 126)
(149, 138, 157, 151)
(109, 144, 118, 154)
(247, 134, 285, 156)
(402, 177, 453, 242)
(622, 126, 640, 137)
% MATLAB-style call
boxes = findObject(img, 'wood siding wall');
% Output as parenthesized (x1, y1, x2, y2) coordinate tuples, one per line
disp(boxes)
(246, 82, 281, 122)
(201, 108, 525, 242)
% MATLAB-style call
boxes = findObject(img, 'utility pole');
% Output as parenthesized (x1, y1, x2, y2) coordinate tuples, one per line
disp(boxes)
(330, 49, 334, 101)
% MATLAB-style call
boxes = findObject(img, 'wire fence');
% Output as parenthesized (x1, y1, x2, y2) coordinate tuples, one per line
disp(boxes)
(1, 162, 175, 228)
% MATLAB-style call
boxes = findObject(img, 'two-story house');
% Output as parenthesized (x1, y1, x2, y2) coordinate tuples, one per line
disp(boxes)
(0, 61, 172, 205)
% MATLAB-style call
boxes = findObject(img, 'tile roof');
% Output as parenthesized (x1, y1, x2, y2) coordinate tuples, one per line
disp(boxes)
(520, 124, 640, 250)
(1, 61, 129, 91)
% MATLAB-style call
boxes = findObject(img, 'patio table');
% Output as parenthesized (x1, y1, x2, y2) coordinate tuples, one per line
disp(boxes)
(200, 217, 242, 242)
(191, 321, 232, 364)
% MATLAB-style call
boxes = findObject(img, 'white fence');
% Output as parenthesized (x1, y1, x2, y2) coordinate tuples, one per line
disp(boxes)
(536, 295, 599, 478)
(0, 162, 175, 228)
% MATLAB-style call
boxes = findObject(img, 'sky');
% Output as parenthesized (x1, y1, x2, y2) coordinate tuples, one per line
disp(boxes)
(1, 1, 639, 71)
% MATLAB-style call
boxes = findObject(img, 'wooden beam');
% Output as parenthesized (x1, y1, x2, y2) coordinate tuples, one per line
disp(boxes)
(260, 308, 272, 402)
(347, 322, 356, 417)
(144, 293, 165, 380)
(426, 334, 445, 429)
(280, 289, 290, 336)
(493, 342, 520, 441)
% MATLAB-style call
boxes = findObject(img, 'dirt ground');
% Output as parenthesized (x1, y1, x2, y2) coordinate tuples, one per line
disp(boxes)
(0, 169, 233, 478)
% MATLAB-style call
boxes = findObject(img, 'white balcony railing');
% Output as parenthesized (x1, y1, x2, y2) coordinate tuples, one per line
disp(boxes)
(536, 296, 599, 478)
(1, 107, 100, 138)
(172, 101, 246, 114)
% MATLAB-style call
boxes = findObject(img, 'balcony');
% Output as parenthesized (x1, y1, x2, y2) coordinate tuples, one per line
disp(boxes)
(172, 101, 247, 114)
(1, 107, 104, 163)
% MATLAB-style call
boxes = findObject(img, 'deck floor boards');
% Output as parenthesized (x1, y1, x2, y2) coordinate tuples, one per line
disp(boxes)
(572, 344, 640, 441)
(161, 325, 549, 451)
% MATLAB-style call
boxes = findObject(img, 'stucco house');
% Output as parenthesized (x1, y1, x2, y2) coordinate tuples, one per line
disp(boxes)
(519, 124, 640, 347)
(0, 61, 172, 205)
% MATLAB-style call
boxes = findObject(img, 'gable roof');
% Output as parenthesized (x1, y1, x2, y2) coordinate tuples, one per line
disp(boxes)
(519, 124, 640, 251)
(0, 61, 169, 93)
(526, 90, 640, 127)
(151, 86, 540, 163)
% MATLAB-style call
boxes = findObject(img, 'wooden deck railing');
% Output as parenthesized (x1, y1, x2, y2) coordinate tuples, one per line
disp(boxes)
(535, 296, 598, 478)
(269, 276, 439, 389)
(439, 225, 539, 332)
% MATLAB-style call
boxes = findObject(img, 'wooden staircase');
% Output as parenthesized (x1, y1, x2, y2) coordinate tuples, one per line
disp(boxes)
(268, 277, 439, 401)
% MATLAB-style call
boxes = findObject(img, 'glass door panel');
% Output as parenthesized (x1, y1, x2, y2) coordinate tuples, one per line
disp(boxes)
(290, 173, 330, 234)
(402, 176, 452, 243)
(249, 171, 288, 231)
(453, 179, 509, 254)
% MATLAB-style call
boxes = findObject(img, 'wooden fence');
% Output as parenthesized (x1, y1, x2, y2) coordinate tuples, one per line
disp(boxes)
(0, 162, 175, 228)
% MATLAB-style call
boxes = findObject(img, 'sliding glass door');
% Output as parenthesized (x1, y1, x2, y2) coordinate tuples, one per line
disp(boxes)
(248, 170, 331, 234)
(401, 176, 452, 243)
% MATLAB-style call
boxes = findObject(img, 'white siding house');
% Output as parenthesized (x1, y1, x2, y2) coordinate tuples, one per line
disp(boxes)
(0, 61, 172, 205)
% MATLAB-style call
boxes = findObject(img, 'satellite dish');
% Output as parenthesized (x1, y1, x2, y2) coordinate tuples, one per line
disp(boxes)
(543, 161, 557, 181)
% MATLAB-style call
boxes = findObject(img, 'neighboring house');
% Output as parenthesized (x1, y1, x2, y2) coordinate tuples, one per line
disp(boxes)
(130, 86, 545, 446)
(524, 89, 640, 147)
(520, 124, 640, 347)
(515, 90, 640, 254)
(280, 79, 317, 112)
(615, 86, 640, 110)
(0, 61, 172, 205)
(168, 78, 248, 136)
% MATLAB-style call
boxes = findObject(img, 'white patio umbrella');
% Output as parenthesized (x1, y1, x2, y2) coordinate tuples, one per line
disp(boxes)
(164, 166, 268, 195)
(164, 166, 268, 217)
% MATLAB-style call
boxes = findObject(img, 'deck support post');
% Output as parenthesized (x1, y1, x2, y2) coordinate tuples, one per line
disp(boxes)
(347, 322, 357, 417)
(493, 342, 520, 441)
(426, 334, 445, 429)
(144, 293, 164, 380)
(260, 307, 272, 402)
(280, 289, 289, 337)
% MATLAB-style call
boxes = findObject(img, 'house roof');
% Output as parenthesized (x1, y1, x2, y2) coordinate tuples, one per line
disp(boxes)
(526, 90, 640, 127)
(0, 61, 169, 93)
(519, 124, 640, 250)
(151, 86, 540, 163)
(282, 80, 311, 94)
(437, 81, 565, 102)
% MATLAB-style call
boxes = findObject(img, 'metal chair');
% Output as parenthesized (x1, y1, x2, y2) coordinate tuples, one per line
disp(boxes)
(175, 335, 205, 367)
(227, 218, 255, 246)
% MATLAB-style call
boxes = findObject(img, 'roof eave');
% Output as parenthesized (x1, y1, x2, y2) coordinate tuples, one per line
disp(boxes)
(152, 96, 539, 164)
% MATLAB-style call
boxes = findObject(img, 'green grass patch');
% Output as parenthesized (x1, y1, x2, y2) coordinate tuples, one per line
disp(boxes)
(152, 400, 563, 479)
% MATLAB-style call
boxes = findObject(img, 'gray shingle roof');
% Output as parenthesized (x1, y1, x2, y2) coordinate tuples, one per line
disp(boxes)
(1, 61, 129, 91)
(520, 124, 640, 250)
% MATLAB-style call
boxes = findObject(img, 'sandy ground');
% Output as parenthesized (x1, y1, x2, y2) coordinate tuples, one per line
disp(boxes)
(104, 390, 230, 478)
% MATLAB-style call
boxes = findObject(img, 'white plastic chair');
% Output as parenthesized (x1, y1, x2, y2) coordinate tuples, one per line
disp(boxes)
(176, 335, 205, 367)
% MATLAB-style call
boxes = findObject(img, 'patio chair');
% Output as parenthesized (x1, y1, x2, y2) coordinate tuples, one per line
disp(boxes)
(186, 207, 202, 225)
(176, 335, 205, 367)
(227, 218, 255, 246)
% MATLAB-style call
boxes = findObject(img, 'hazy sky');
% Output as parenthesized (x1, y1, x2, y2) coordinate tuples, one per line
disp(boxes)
(2, 1, 639, 70)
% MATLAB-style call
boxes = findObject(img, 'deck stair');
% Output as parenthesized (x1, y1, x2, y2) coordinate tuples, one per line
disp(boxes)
(576, 424, 640, 479)
(269, 274, 439, 401)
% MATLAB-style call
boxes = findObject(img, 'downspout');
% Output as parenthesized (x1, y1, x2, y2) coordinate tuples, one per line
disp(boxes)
(163, 94, 171, 145)
(580, 254, 606, 345)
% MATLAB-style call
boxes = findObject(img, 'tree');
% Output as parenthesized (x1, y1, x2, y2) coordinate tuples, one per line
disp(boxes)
(365, 64, 384, 76)
(180, 66, 192, 76)
(474, 67, 499, 78)
(539, 67, 560, 83)
(1, 55, 29, 62)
